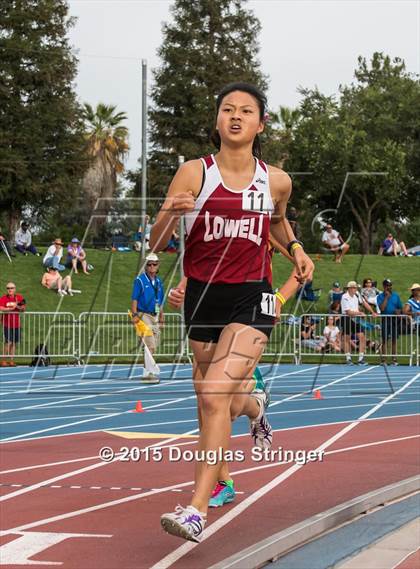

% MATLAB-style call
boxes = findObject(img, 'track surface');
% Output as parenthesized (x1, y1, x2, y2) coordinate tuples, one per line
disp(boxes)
(1, 364, 419, 568)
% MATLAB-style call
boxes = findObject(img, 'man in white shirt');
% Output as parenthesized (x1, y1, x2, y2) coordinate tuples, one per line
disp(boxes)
(322, 224, 350, 263)
(340, 281, 377, 365)
(15, 222, 40, 256)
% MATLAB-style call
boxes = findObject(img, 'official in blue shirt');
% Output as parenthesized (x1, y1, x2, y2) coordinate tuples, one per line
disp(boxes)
(377, 279, 403, 365)
(131, 253, 165, 358)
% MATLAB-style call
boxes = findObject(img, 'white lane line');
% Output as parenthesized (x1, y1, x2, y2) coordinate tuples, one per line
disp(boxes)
(0, 395, 197, 501)
(269, 366, 377, 408)
(0, 376, 188, 415)
(0, 367, 319, 439)
(0, 455, 100, 474)
(3, 397, 418, 428)
(150, 372, 420, 569)
(1, 392, 196, 443)
(4, 405, 418, 536)
(0, 366, 134, 396)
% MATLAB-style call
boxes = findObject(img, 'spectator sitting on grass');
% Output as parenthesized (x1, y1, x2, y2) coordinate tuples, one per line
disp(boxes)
(403, 283, 420, 332)
(41, 267, 75, 296)
(15, 221, 40, 256)
(321, 223, 350, 263)
(377, 279, 402, 366)
(0, 227, 15, 258)
(378, 233, 408, 257)
(43, 238, 65, 271)
(66, 238, 89, 274)
(323, 315, 341, 352)
(361, 278, 380, 312)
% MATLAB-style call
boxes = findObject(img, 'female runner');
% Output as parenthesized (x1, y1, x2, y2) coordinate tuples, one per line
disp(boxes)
(150, 82, 314, 542)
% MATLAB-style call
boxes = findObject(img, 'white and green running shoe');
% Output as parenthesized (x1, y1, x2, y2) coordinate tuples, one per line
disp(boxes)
(250, 367, 273, 449)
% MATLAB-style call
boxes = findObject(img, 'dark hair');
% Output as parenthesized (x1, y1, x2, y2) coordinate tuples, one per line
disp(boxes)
(211, 82, 267, 159)
(362, 278, 373, 287)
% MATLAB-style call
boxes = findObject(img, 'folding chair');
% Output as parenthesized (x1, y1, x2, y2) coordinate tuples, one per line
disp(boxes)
(296, 282, 322, 314)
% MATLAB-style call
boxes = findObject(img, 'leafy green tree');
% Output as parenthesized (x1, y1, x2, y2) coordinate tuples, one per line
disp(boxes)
(148, 0, 267, 202)
(0, 0, 87, 235)
(283, 53, 420, 253)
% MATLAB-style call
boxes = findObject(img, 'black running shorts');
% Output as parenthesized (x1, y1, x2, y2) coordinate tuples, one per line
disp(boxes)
(184, 277, 275, 343)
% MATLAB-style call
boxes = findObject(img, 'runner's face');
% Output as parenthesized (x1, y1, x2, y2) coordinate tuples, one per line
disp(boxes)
(216, 91, 264, 148)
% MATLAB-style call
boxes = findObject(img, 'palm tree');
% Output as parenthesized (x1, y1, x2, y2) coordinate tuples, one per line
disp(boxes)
(82, 103, 129, 234)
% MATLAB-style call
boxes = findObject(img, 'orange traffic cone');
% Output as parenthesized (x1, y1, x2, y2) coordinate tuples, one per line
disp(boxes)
(133, 400, 145, 413)
(313, 389, 323, 400)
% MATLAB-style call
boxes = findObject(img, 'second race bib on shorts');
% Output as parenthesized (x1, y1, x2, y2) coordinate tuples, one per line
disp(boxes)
(260, 292, 276, 317)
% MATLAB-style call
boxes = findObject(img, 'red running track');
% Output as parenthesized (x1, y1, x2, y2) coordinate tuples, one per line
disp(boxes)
(0, 415, 419, 568)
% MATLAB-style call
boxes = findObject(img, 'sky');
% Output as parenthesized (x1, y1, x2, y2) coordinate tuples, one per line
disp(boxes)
(68, 0, 420, 171)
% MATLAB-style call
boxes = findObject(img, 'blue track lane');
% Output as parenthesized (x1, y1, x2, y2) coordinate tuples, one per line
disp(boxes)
(0, 364, 419, 442)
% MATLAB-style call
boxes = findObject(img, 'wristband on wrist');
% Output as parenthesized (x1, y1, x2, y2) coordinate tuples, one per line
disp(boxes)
(132, 312, 139, 318)
(286, 239, 304, 256)
(275, 291, 286, 305)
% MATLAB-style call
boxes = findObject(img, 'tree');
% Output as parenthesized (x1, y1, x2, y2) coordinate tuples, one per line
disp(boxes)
(82, 103, 129, 203)
(283, 53, 420, 253)
(0, 0, 87, 235)
(147, 0, 267, 203)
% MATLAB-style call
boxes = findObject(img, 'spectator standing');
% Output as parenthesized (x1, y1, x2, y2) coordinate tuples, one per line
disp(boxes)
(0, 282, 26, 366)
(403, 283, 420, 332)
(328, 281, 343, 305)
(361, 278, 380, 312)
(66, 238, 89, 274)
(323, 316, 341, 352)
(340, 281, 377, 365)
(287, 207, 302, 241)
(15, 221, 40, 256)
(379, 233, 408, 256)
(43, 238, 65, 271)
(322, 224, 350, 263)
(377, 279, 403, 365)
(130, 252, 165, 382)
(0, 227, 15, 258)
(41, 267, 75, 296)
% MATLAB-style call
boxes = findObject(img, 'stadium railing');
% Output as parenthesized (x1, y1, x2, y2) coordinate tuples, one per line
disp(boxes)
(1, 312, 418, 365)
(298, 314, 414, 365)
(77, 312, 185, 362)
(0, 312, 75, 362)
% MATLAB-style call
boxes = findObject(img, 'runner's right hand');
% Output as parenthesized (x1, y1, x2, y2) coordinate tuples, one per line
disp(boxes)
(168, 287, 185, 309)
(170, 192, 195, 215)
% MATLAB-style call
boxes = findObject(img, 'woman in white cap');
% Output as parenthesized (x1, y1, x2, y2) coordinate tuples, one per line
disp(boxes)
(403, 283, 420, 331)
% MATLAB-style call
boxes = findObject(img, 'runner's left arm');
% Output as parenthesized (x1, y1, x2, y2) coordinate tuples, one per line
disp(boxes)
(268, 167, 314, 283)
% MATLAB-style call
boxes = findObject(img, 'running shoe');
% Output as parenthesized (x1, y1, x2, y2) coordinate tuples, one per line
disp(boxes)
(253, 366, 265, 392)
(209, 481, 236, 508)
(357, 359, 368, 366)
(142, 373, 160, 384)
(161, 505, 206, 543)
(250, 389, 273, 450)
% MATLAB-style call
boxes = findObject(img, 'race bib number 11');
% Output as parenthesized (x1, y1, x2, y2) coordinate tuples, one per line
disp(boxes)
(242, 190, 267, 212)
(260, 293, 276, 317)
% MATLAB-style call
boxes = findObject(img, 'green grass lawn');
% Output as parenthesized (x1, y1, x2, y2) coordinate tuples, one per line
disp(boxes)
(0, 250, 418, 316)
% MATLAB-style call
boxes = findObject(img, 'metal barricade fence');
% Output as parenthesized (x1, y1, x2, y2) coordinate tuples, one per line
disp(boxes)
(77, 312, 185, 361)
(0, 312, 418, 364)
(299, 314, 414, 365)
(1, 312, 75, 360)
